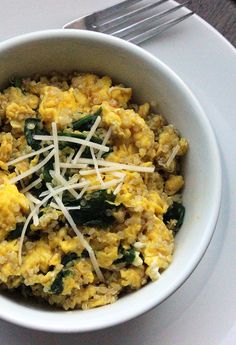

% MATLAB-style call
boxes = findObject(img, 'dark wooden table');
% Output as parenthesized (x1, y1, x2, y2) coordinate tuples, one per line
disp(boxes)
(180, 0, 236, 46)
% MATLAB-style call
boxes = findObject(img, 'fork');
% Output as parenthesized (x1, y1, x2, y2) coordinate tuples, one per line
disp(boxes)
(63, 0, 194, 45)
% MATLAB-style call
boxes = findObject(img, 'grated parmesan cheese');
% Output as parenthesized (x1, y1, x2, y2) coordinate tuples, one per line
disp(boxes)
(27, 195, 39, 226)
(97, 126, 112, 159)
(113, 182, 123, 195)
(50, 202, 81, 211)
(61, 151, 75, 176)
(9, 149, 55, 185)
(72, 115, 101, 163)
(40, 180, 90, 198)
(113, 172, 125, 195)
(51, 122, 60, 176)
(166, 144, 180, 167)
(50, 171, 80, 199)
(87, 178, 122, 191)
(15, 167, 25, 190)
(49, 202, 61, 210)
(60, 159, 155, 173)
(90, 147, 105, 187)
(26, 192, 41, 205)
(20, 177, 42, 194)
(34, 134, 109, 153)
(76, 183, 90, 199)
(6, 144, 54, 167)
(66, 206, 81, 210)
(80, 166, 124, 176)
(111, 171, 126, 179)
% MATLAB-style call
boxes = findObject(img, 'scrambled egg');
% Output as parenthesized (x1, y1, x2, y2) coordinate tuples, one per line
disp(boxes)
(0, 72, 188, 310)
(0, 184, 29, 241)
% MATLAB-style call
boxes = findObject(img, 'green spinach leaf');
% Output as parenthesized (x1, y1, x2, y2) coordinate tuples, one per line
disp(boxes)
(6, 223, 24, 240)
(24, 118, 48, 150)
(9, 76, 23, 89)
(72, 108, 102, 131)
(61, 252, 78, 266)
(163, 202, 185, 233)
(27, 177, 47, 199)
(66, 190, 117, 228)
(60, 251, 89, 267)
(20, 284, 32, 298)
(114, 246, 135, 265)
(81, 249, 89, 258)
(6, 221, 39, 241)
(50, 270, 70, 295)
(42, 157, 54, 182)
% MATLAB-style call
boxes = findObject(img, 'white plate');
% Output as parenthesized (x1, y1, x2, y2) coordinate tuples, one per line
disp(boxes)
(0, 1, 235, 344)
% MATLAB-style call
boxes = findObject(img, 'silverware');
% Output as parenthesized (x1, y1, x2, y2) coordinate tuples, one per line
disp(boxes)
(63, 0, 194, 45)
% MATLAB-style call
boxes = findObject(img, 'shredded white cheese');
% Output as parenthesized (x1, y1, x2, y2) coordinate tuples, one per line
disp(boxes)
(72, 115, 101, 163)
(97, 126, 112, 159)
(9, 149, 55, 185)
(113, 172, 125, 195)
(49, 202, 61, 210)
(38, 190, 52, 198)
(27, 195, 39, 226)
(87, 178, 122, 191)
(111, 171, 126, 179)
(61, 151, 75, 176)
(26, 192, 41, 205)
(66, 206, 81, 210)
(15, 167, 25, 190)
(51, 122, 60, 176)
(60, 160, 155, 173)
(6, 144, 54, 167)
(50, 171, 80, 199)
(39, 180, 90, 198)
(80, 166, 123, 176)
(113, 182, 123, 195)
(20, 177, 42, 194)
(90, 147, 105, 187)
(34, 134, 109, 153)
(50, 202, 81, 211)
(166, 144, 180, 167)
(76, 183, 90, 199)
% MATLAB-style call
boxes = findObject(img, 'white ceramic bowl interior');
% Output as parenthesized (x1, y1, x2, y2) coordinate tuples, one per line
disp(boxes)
(0, 29, 221, 333)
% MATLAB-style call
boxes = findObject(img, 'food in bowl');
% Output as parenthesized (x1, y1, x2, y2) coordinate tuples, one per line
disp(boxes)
(0, 72, 188, 310)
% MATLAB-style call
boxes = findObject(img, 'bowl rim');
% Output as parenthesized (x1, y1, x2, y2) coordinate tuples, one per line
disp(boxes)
(0, 29, 222, 333)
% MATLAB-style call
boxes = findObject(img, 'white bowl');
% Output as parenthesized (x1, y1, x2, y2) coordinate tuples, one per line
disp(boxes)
(0, 29, 221, 333)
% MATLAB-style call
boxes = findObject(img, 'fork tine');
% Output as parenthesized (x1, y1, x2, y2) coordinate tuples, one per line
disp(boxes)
(98, 0, 168, 31)
(94, 0, 142, 21)
(127, 11, 194, 45)
(109, 1, 191, 37)
(63, 0, 142, 29)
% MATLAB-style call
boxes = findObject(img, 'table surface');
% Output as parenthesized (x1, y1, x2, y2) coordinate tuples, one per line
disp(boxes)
(181, 0, 236, 46)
